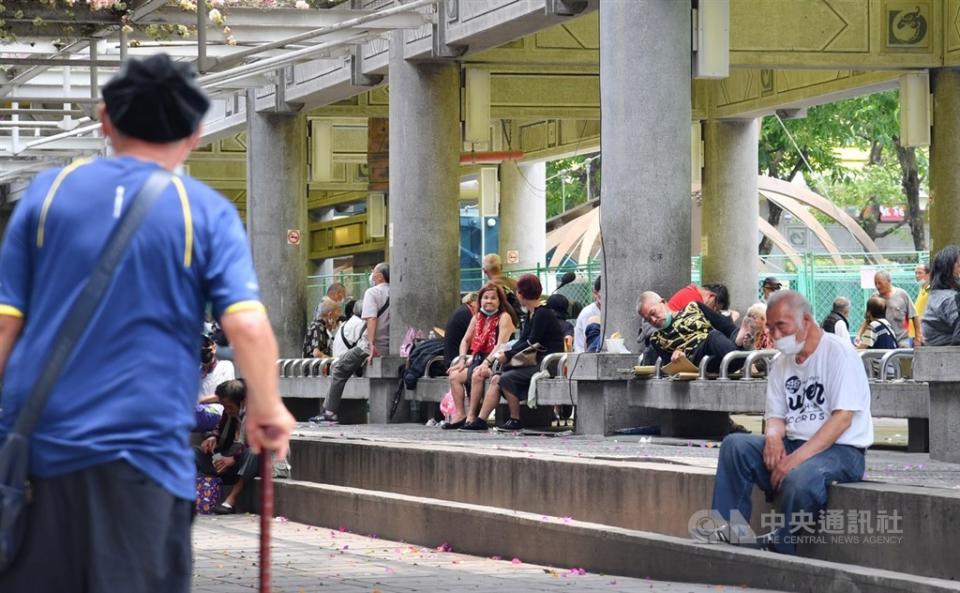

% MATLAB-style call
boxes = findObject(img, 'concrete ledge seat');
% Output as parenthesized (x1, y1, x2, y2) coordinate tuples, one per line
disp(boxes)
(913, 346, 960, 463)
(277, 435, 960, 587)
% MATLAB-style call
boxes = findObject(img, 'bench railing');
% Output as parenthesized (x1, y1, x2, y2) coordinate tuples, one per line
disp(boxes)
(540, 352, 567, 378)
(698, 355, 711, 380)
(718, 351, 750, 380)
(878, 348, 914, 382)
(277, 357, 337, 378)
(743, 350, 780, 379)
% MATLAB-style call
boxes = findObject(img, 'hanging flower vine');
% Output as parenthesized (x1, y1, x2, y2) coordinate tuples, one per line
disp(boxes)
(0, 0, 349, 46)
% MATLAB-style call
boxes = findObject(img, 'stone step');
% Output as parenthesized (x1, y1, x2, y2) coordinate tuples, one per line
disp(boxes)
(286, 436, 960, 581)
(257, 479, 960, 593)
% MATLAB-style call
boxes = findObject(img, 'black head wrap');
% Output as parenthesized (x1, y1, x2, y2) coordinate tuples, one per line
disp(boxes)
(102, 53, 210, 143)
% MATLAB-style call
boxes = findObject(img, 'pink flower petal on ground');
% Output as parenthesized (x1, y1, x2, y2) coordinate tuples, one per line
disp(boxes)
(491, 555, 502, 561)
(511, 557, 522, 564)
(562, 516, 572, 523)
(436, 542, 452, 552)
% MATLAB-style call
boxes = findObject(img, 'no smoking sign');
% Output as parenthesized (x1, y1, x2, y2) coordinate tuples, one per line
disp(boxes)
(287, 229, 301, 245)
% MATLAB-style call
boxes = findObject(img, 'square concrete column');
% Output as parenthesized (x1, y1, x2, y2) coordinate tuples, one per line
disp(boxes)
(499, 161, 546, 271)
(702, 119, 760, 315)
(599, 1, 691, 350)
(930, 68, 960, 252)
(246, 98, 308, 358)
(387, 32, 461, 352)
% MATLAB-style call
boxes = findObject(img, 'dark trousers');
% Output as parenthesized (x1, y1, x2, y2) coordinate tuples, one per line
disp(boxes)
(693, 329, 742, 374)
(711, 434, 865, 554)
(323, 346, 369, 414)
(0, 460, 192, 593)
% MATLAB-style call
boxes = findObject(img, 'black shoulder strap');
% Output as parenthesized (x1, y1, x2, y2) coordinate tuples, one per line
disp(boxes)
(341, 321, 359, 350)
(342, 295, 389, 350)
(12, 170, 172, 436)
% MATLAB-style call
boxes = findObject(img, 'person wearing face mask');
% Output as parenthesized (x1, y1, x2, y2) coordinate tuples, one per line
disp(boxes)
(920, 245, 960, 345)
(311, 263, 390, 424)
(637, 291, 741, 374)
(444, 284, 518, 429)
(195, 334, 237, 432)
(710, 291, 872, 554)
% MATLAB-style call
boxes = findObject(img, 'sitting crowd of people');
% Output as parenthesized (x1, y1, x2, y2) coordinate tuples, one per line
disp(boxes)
(292, 248, 960, 557)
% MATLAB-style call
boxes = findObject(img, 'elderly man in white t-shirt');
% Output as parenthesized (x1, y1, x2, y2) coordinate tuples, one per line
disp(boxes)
(710, 290, 873, 554)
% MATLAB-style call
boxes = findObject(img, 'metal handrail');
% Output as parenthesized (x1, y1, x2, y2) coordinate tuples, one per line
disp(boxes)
(277, 359, 297, 377)
(540, 352, 565, 377)
(308, 358, 323, 377)
(878, 348, 914, 382)
(743, 350, 780, 379)
(718, 351, 752, 380)
(859, 349, 893, 379)
(654, 357, 663, 379)
(319, 357, 337, 376)
(698, 355, 711, 380)
(426, 355, 447, 378)
(558, 354, 570, 378)
(292, 359, 309, 378)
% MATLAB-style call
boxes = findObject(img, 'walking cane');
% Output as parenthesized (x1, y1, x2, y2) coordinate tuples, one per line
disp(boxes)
(259, 449, 273, 593)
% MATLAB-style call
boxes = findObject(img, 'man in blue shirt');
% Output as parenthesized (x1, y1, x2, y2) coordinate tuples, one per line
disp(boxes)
(0, 54, 294, 592)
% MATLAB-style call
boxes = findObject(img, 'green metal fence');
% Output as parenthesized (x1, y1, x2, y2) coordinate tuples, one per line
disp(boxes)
(306, 252, 929, 324)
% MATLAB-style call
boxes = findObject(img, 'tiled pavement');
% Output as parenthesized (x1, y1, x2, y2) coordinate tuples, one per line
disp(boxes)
(193, 515, 785, 593)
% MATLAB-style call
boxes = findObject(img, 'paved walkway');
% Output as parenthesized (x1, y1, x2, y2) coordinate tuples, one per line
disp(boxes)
(193, 515, 785, 593)
(290, 421, 960, 491)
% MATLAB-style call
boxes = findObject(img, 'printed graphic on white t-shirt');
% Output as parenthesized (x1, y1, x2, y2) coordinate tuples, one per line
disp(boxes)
(765, 332, 874, 448)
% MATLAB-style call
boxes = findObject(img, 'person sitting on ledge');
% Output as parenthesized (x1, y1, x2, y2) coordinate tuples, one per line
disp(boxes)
(444, 284, 517, 429)
(710, 291, 872, 554)
(195, 379, 260, 515)
(921, 245, 960, 346)
(637, 291, 741, 374)
(462, 274, 565, 431)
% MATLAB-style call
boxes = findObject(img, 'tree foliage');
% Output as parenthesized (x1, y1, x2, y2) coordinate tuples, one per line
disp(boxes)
(760, 90, 926, 251)
(545, 153, 600, 219)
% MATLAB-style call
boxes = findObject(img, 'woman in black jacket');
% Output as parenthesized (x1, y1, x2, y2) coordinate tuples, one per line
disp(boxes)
(461, 274, 565, 431)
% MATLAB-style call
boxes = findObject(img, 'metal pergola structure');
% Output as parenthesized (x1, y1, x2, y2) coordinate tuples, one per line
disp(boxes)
(0, 0, 435, 194)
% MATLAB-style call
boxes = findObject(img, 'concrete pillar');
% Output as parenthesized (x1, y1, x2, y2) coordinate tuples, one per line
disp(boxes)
(246, 100, 307, 357)
(388, 32, 461, 352)
(499, 160, 546, 271)
(930, 68, 960, 252)
(701, 119, 760, 315)
(599, 1, 691, 350)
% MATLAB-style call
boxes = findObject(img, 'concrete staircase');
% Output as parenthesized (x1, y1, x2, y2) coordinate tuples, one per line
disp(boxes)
(253, 435, 960, 593)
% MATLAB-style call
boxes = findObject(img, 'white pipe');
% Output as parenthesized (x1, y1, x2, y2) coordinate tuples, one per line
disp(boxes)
(209, 0, 433, 68)
(199, 0, 434, 84)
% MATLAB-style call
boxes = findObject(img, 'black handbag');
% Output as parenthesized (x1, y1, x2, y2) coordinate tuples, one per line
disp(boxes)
(0, 170, 171, 571)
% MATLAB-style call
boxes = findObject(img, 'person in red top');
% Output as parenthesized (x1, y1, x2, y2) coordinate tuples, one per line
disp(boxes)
(444, 284, 518, 429)
(667, 283, 719, 312)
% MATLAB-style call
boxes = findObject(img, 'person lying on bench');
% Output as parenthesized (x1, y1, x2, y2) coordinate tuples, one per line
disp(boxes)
(637, 291, 741, 374)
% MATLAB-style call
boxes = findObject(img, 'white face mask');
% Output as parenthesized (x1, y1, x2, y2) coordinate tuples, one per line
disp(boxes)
(774, 321, 806, 355)
(369, 274, 376, 286)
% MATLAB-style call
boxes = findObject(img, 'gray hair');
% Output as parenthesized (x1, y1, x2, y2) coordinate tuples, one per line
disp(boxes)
(462, 292, 478, 305)
(374, 262, 390, 282)
(318, 297, 341, 318)
(832, 296, 850, 313)
(636, 291, 663, 313)
(874, 270, 891, 283)
(766, 290, 812, 324)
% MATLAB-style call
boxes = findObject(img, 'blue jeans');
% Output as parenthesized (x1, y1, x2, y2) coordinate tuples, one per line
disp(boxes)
(711, 433, 865, 554)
